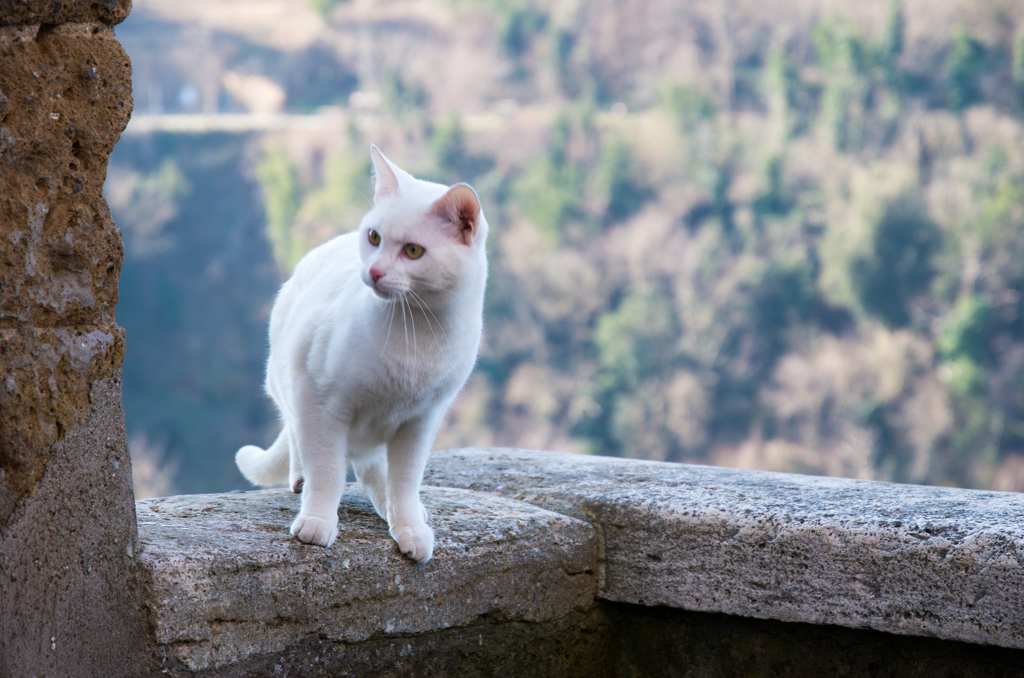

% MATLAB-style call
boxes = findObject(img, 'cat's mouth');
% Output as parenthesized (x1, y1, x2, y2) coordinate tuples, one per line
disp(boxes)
(369, 283, 392, 299)
(367, 278, 407, 300)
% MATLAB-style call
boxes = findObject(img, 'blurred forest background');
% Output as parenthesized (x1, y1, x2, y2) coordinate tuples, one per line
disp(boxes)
(106, 0, 1024, 497)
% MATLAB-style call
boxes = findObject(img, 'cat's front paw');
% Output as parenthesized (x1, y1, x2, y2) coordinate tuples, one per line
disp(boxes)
(390, 523, 434, 563)
(290, 513, 338, 547)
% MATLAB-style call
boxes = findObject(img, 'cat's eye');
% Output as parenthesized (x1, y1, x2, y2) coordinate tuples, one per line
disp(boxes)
(404, 243, 425, 259)
(368, 229, 381, 246)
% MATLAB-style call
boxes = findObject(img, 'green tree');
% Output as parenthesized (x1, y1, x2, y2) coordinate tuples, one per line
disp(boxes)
(256, 150, 304, 274)
(1013, 28, 1024, 109)
(299, 152, 372, 237)
(594, 292, 677, 388)
(432, 114, 494, 182)
(499, 2, 546, 57)
(820, 184, 940, 328)
(883, 0, 904, 62)
(433, 114, 468, 176)
(762, 50, 805, 138)
(382, 69, 429, 120)
(307, 0, 346, 17)
(662, 83, 717, 133)
(854, 193, 940, 327)
(752, 154, 791, 217)
(594, 137, 650, 223)
(111, 158, 191, 258)
(515, 161, 581, 241)
(881, 0, 905, 85)
(513, 114, 584, 241)
(948, 27, 983, 111)
(937, 295, 990, 365)
(814, 18, 868, 151)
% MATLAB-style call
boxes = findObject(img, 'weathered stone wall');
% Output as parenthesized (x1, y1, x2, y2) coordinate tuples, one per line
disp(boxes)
(137, 487, 607, 676)
(134, 449, 1024, 676)
(426, 448, 1024, 649)
(0, 3, 149, 676)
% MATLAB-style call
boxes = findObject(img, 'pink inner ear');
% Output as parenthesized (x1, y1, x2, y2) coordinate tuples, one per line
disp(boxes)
(431, 184, 480, 244)
(370, 145, 400, 202)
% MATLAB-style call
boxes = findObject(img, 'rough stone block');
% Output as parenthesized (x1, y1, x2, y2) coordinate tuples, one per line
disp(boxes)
(0, 375, 148, 677)
(0, 0, 131, 28)
(0, 9, 144, 677)
(185, 607, 617, 678)
(425, 447, 1024, 650)
(0, 23, 131, 329)
(137, 486, 598, 672)
(0, 325, 124, 519)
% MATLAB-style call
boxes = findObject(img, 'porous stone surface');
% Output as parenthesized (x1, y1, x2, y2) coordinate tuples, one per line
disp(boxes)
(137, 486, 598, 673)
(0, 22, 130, 329)
(0, 374, 149, 676)
(0, 0, 131, 27)
(0, 19, 132, 509)
(424, 447, 1024, 650)
(163, 608, 615, 678)
(0, 5, 145, 676)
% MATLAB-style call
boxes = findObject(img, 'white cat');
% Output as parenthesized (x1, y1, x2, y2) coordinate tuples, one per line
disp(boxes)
(235, 145, 488, 563)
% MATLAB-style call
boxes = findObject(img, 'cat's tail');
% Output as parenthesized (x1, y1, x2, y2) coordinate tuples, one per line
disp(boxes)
(236, 429, 289, 487)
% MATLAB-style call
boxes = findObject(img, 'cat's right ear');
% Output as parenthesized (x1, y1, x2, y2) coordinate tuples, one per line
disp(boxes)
(370, 144, 401, 203)
(429, 183, 481, 246)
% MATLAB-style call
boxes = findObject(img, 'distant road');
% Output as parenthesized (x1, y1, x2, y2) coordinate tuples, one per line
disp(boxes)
(124, 112, 347, 134)
(124, 105, 580, 136)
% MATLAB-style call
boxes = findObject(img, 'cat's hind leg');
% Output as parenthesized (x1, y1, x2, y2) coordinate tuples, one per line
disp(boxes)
(288, 426, 304, 493)
(351, 447, 388, 520)
(236, 428, 289, 487)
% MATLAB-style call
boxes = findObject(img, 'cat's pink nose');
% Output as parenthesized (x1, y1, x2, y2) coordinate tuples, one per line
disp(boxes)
(370, 267, 385, 283)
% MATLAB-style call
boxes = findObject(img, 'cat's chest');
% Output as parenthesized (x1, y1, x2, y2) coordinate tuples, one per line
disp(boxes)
(372, 346, 467, 403)
(302, 294, 481, 430)
(345, 351, 468, 435)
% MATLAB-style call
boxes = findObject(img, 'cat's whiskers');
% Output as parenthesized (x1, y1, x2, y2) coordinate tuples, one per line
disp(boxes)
(377, 295, 395, 331)
(407, 291, 438, 351)
(379, 297, 398, 359)
(408, 289, 450, 353)
(407, 292, 436, 356)
(402, 292, 419, 363)
(399, 292, 410, 362)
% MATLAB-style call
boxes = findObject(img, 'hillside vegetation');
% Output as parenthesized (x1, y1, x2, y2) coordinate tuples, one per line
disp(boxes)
(109, 0, 1024, 493)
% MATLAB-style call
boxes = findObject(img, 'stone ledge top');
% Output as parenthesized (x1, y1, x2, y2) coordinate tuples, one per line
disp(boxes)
(425, 447, 1024, 650)
(136, 486, 597, 672)
(136, 446, 1024, 673)
(0, 0, 130, 28)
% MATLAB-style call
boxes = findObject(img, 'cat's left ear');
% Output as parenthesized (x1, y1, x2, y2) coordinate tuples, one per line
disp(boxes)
(430, 183, 481, 245)
(370, 144, 403, 202)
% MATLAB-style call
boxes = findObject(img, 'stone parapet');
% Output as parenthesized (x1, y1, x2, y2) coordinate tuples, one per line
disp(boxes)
(137, 486, 598, 674)
(133, 447, 1024, 675)
(425, 447, 1024, 650)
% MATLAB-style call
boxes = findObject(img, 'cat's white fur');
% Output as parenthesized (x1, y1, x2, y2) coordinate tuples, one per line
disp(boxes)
(235, 145, 487, 563)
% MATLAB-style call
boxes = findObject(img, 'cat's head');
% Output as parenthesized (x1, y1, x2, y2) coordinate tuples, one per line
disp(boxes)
(358, 145, 488, 304)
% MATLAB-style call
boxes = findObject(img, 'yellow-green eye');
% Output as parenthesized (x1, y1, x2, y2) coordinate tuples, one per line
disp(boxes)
(404, 243, 425, 259)
(368, 229, 381, 246)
